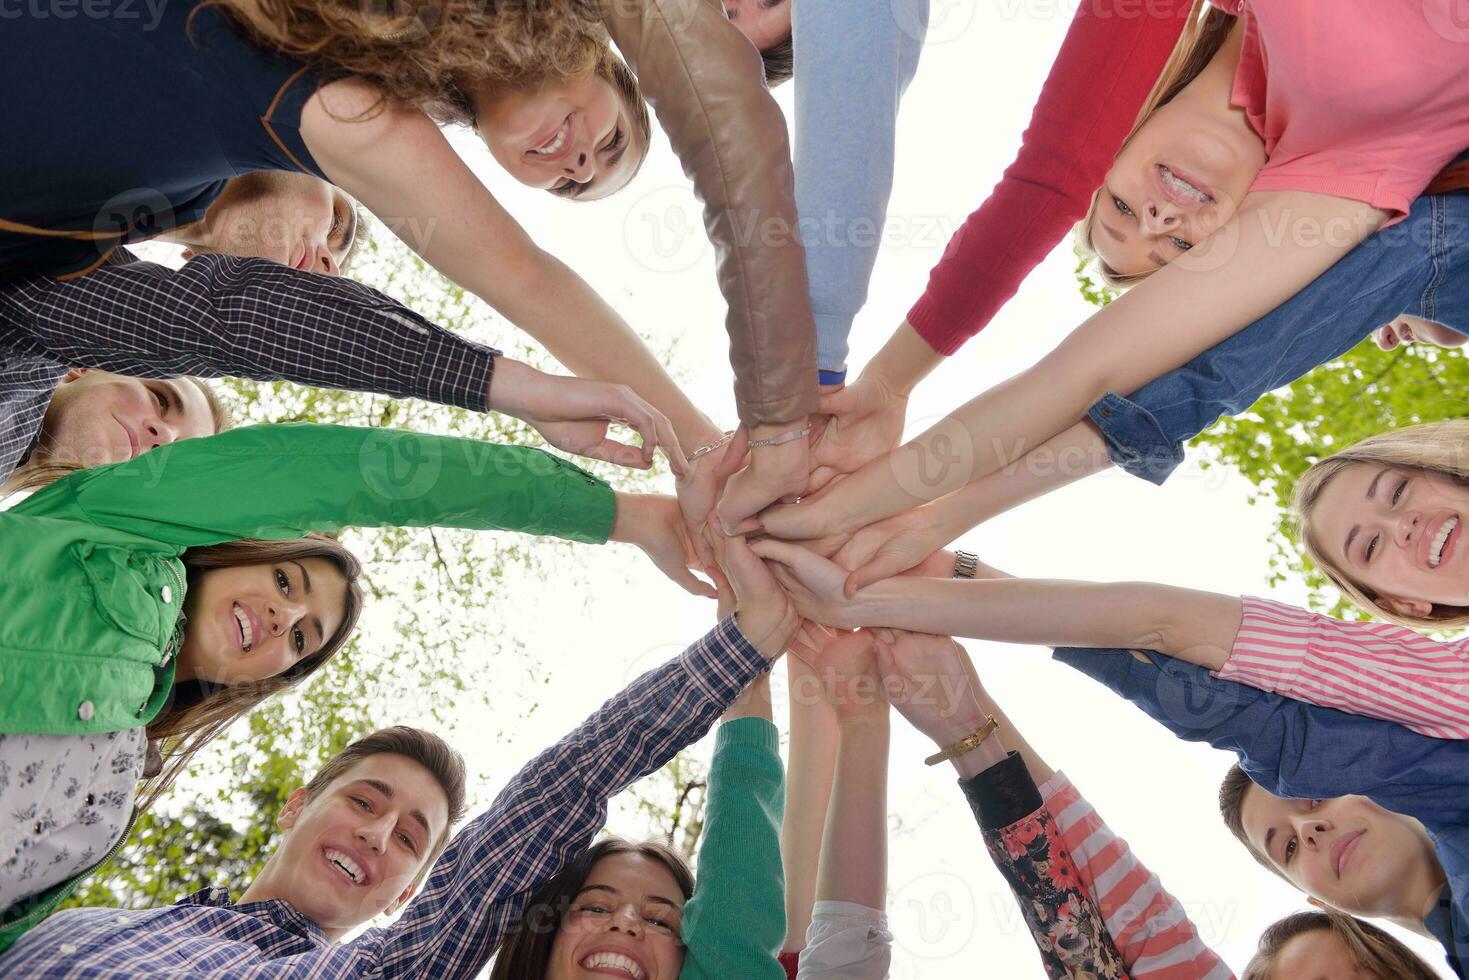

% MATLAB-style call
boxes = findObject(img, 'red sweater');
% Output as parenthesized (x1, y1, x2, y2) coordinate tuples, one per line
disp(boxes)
(907, 0, 1192, 355)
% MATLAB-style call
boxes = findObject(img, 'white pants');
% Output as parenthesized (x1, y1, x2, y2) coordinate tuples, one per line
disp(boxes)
(795, 901, 893, 980)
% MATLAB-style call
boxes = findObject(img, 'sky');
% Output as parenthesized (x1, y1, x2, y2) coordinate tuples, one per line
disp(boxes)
(144, 2, 1454, 974)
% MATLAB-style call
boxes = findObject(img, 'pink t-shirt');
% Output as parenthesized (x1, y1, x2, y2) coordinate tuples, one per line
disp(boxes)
(1213, 0, 1469, 226)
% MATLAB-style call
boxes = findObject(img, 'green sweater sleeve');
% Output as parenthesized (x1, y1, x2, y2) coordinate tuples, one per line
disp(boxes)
(679, 717, 787, 980)
(18, 424, 616, 546)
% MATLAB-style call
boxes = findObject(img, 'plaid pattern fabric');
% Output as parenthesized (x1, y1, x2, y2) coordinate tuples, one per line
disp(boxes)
(0, 250, 499, 482)
(0, 619, 769, 979)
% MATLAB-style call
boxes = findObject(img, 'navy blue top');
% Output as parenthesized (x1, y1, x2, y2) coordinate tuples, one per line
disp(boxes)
(0, 0, 325, 280)
(1054, 645, 1469, 978)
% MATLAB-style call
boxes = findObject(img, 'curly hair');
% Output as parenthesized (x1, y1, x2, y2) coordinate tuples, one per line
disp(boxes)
(215, 0, 613, 125)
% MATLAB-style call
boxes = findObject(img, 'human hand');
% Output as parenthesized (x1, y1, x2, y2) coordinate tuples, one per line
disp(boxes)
(609, 493, 717, 598)
(704, 528, 799, 661)
(793, 627, 889, 724)
(832, 507, 948, 596)
(674, 432, 741, 570)
(807, 375, 908, 493)
(714, 422, 811, 534)
(871, 630, 988, 748)
(1373, 314, 1469, 351)
(491, 361, 685, 473)
(747, 539, 874, 630)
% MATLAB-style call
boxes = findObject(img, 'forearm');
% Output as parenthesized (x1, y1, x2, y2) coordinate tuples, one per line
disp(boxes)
(781, 656, 839, 951)
(817, 718, 889, 908)
(858, 578, 1241, 668)
(859, 320, 945, 399)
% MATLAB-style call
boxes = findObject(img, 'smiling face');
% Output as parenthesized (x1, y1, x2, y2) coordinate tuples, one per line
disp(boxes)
(1238, 787, 1442, 920)
(37, 370, 216, 469)
(475, 74, 643, 202)
(265, 753, 450, 936)
(180, 171, 358, 275)
(543, 853, 687, 980)
(1306, 463, 1469, 619)
(722, 0, 791, 52)
(177, 557, 350, 687)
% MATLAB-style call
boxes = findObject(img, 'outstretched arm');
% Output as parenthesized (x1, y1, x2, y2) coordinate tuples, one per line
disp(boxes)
(758, 191, 1386, 540)
(299, 79, 718, 456)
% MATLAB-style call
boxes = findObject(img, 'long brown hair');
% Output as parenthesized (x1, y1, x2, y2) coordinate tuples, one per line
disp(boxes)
(1294, 420, 1469, 629)
(489, 837, 695, 979)
(1075, 1, 1236, 288)
(138, 535, 365, 811)
(217, 0, 616, 125)
(1244, 910, 1439, 980)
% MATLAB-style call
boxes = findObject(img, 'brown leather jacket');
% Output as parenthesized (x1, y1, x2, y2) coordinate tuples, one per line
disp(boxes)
(601, 0, 817, 425)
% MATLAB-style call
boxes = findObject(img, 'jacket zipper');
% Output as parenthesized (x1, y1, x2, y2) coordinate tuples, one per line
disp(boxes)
(4, 807, 138, 934)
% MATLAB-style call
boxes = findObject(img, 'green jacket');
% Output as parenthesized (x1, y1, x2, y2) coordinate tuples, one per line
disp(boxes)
(680, 718, 787, 980)
(0, 423, 615, 736)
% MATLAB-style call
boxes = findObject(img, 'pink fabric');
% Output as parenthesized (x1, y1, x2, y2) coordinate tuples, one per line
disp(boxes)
(1215, 0, 1469, 227)
(1221, 596, 1469, 739)
(778, 950, 800, 980)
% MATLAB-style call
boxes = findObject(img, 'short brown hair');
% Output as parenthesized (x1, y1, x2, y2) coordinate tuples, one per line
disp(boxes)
(304, 725, 468, 877)
(1219, 764, 1279, 874)
(1244, 910, 1439, 980)
(761, 34, 793, 86)
(490, 837, 694, 979)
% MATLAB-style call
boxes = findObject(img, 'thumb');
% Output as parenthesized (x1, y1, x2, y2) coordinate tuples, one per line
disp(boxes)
(843, 554, 904, 598)
(818, 386, 859, 417)
(747, 537, 817, 572)
(723, 532, 776, 594)
(712, 425, 750, 481)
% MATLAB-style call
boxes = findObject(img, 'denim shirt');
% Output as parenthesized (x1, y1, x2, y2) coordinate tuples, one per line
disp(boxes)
(1053, 647, 1469, 977)
(1088, 181, 1469, 484)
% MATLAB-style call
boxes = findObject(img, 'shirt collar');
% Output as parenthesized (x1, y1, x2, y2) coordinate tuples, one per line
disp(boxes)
(174, 886, 332, 948)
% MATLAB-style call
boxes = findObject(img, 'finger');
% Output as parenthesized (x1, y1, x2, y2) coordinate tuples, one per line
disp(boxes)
(716, 469, 785, 535)
(1375, 325, 1396, 350)
(722, 532, 776, 595)
(805, 465, 839, 494)
(872, 626, 898, 644)
(582, 439, 652, 470)
(1399, 321, 1415, 342)
(668, 564, 719, 599)
(655, 416, 687, 477)
(817, 386, 858, 417)
(748, 537, 816, 569)
(844, 554, 908, 597)
(713, 425, 750, 481)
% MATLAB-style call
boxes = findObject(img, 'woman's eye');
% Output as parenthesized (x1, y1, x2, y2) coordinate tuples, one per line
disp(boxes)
(644, 915, 673, 931)
(275, 568, 291, 595)
(602, 128, 625, 153)
(1112, 195, 1134, 217)
(1283, 837, 1297, 862)
(1365, 534, 1380, 562)
(1393, 479, 1408, 505)
(551, 179, 578, 197)
(153, 388, 171, 412)
(293, 627, 306, 655)
(396, 831, 416, 852)
(1169, 236, 1193, 252)
(579, 904, 611, 916)
(352, 797, 370, 810)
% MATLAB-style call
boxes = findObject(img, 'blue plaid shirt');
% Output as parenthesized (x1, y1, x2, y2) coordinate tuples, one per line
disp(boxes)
(0, 618, 768, 978)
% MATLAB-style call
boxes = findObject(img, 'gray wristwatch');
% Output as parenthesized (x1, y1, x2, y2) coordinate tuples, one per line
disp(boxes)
(952, 550, 979, 579)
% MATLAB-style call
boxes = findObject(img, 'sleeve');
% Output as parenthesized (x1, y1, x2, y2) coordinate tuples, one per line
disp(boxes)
(905, 0, 1191, 354)
(371, 617, 771, 977)
(600, 0, 817, 425)
(1083, 196, 1442, 484)
(794, 0, 925, 380)
(21, 423, 616, 546)
(0, 252, 498, 413)
(961, 752, 1130, 979)
(0, 352, 66, 483)
(1218, 596, 1469, 740)
(1051, 646, 1469, 824)
(680, 717, 787, 980)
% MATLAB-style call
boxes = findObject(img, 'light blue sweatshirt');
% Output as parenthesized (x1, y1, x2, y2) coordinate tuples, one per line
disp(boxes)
(794, 0, 927, 383)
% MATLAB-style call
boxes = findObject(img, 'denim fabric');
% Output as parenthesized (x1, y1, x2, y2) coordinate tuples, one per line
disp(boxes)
(1053, 647, 1469, 977)
(1088, 188, 1469, 484)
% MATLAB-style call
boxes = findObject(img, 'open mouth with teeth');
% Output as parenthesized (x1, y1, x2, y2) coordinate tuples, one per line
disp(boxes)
(1157, 163, 1215, 206)
(323, 847, 367, 886)
(232, 602, 254, 652)
(528, 114, 573, 160)
(1430, 515, 1459, 568)
(579, 950, 648, 979)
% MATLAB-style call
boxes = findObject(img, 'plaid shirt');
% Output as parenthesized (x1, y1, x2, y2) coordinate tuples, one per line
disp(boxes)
(0, 250, 499, 481)
(0, 618, 768, 978)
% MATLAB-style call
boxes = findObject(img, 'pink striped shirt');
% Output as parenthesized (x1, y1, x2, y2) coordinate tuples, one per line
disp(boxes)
(1039, 773, 1234, 979)
(1220, 596, 1469, 740)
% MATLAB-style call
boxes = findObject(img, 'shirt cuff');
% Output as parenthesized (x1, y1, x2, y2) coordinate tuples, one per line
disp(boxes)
(959, 752, 1043, 830)
(905, 292, 967, 357)
(1087, 392, 1185, 486)
(716, 716, 780, 754)
(1216, 595, 1309, 691)
(683, 617, 772, 707)
(410, 319, 499, 413)
(818, 369, 847, 386)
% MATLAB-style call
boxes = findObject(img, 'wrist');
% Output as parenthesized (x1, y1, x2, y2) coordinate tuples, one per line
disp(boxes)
(837, 711, 890, 737)
(485, 357, 537, 418)
(867, 320, 941, 398)
(608, 492, 641, 545)
(950, 736, 1008, 780)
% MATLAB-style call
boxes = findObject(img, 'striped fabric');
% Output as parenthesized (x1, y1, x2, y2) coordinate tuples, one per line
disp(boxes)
(1221, 595, 1469, 740)
(0, 249, 499, 482)
(0, 619, 768, 979)
(1038, 774, 1234, 980)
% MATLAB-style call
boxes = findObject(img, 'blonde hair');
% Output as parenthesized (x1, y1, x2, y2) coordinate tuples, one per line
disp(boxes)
(1075, 1, 1235, 288)
(1294, 420, 1469, 629)
(1244, 910, 1438, 980)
